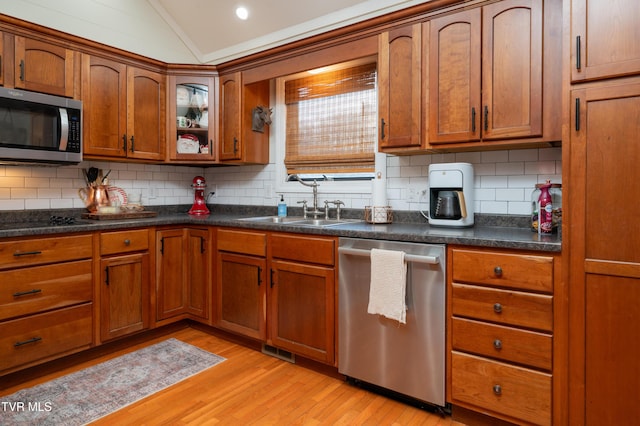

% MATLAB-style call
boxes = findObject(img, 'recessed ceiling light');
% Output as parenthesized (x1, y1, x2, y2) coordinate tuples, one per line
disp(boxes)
(236, 6, 249, 20)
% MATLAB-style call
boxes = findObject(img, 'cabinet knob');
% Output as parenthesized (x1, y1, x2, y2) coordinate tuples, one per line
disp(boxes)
(493, 384, 502, 395)
(493, 303, 503, 313)
(493, 339, 503, 350)
(494, 266, 503, 277)
(124, 239, 131, 246)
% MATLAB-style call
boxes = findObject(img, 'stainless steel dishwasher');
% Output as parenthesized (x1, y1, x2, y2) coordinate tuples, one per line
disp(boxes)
(338, 237, 446, 407)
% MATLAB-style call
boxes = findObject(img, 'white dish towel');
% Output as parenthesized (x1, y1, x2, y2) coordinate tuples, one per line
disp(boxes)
(367, 248, 407, 324)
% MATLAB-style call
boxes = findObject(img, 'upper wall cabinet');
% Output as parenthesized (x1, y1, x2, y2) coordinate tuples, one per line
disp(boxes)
(167, 73, 217, 163)
(82, 55, 166, 161)
(13, 36, 78, 98)
(219, 72, 269, 164)
(377, 23, 425, 153)
(571, 0, 640, 82)
(428, 0, 560, 149)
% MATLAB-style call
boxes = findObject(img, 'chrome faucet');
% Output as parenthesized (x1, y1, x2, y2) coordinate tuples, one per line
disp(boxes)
(291, 176, 324, 218)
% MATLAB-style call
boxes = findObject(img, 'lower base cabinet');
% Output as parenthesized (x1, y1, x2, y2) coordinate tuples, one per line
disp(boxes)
(0, 304, 92, 373)
(0, 234, 94, 375)
(215, 229, 337, 364)
(448, 246, 559, 426)
(99, 229, 151, 342)
(156, 228, 211, 323)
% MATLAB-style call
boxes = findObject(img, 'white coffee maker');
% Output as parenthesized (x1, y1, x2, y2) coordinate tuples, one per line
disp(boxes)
(427, 162, 474, 227)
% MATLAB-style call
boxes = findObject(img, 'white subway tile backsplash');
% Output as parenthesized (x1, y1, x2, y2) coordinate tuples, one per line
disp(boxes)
(1, 147, 562, 216)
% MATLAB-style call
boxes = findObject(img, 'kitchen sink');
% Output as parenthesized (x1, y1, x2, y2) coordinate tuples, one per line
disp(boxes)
(236, 216, 360, 227)
(236, 216, 306, 224)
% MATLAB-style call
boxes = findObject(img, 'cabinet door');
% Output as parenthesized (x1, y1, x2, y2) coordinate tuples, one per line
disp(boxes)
(156, 229, 186, 320)
(219, 72, 241, 160)
(569, 82, 640, 425)
(429, 9, 481, 143)
(81, 55, 128, 158)
(100, 253, 149, 342)
(216, 252, 266, 340)
(168, 74, 217, 162)
(0, 32, 4, 86)
(127, 66, 166, 161)
(186, 228, 210, 319)
(572, 0, 640, 82)
(270, 259, 335, 364)
(482, 0, 542, 140)
(378, 24, 422, 150)
(14, 36, 75, 97)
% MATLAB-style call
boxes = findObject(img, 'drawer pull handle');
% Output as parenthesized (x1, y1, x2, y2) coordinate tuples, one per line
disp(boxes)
(124, 239, 131, 246)
(14, 336, 42, 347)
(493, 303, 503, 313)
(13, 289, 42, 297)
(13, 250, 43, 257)
(493, 339, 503, 350)
(493, 384, 502, 395)
(493, 266, 503, 277)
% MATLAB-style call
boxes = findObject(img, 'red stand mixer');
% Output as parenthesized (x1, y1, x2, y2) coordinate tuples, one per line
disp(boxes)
(188, 176, 210, 216)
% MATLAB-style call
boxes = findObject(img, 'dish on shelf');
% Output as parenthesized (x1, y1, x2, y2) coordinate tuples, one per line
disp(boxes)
(177, 134, 200, 153)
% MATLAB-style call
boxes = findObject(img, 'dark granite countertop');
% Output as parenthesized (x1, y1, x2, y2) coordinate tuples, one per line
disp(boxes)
(0, 205, 561, 252)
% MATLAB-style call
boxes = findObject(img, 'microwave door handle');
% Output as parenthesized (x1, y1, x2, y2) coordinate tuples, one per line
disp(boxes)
(58, 108, 69, 151)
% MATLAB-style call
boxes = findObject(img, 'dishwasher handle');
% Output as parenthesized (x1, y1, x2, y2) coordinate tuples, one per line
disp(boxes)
(338, 247, 440, 265)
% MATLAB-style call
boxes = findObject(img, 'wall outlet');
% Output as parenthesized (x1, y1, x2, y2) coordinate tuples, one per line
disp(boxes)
(149, 187, 157, 199)
(210, 184, 218, 198)
(265, 183, 273, 199)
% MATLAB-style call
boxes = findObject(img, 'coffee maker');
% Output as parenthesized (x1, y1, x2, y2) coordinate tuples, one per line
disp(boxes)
(428, 162, 474, 227)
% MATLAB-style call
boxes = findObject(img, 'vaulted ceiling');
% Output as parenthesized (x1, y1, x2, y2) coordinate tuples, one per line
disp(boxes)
(0, 0, 427, 64)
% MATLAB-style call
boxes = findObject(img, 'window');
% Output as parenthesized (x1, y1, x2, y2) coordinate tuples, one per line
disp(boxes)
(283, 62, 377, 176)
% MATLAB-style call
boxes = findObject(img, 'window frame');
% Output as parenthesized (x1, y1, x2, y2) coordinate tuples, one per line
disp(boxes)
(274, 58, 382, 195)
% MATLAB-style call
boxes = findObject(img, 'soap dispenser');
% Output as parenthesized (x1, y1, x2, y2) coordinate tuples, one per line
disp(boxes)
(277, 194, 287, 217)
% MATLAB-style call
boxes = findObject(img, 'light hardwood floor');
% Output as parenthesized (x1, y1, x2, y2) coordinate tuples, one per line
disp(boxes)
(1, 326, 457, 425)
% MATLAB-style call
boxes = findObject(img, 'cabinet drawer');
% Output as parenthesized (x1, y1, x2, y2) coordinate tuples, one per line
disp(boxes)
(0, 260, 92, 321)
(452, 283, 553, 331)
(217, 229, 266, 257)
(0, 303, 93, 374)
(100, 229, 149, 255)
(451, 351, 551, 425)
(271, 233, 335, 266)
(452, 249, 553, 292)
(452, 317, 552, 371)
(0, 234, 92, 270)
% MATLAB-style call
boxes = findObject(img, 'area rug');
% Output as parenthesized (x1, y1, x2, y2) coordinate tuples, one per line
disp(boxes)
(0, 338, 225, 425)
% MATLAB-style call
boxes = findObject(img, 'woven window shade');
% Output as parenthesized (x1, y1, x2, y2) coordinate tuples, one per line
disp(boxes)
(285, 63, 377, 174)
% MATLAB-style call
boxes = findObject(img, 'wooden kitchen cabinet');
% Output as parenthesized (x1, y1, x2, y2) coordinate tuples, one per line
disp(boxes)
(156, 227, 211, 323)
(99, 229, 150, 342)
(219, 72, 269, 164)
(377, 23, 424, 153)
(429, 0, 560, 148)
(167, 73, 217, 163)
(0, 234, 93, 375)
(269, 233, 336, 364)
(0, 31, 4, 86)
(216, 229, 267, 340)
(82, 54, 166, 161)
(567, 80, 640, 425)
(571, 0, 640, 82)
(215, 229, 337, 364)
(13, 35, 77, 97)
(448, 246, 560, 426)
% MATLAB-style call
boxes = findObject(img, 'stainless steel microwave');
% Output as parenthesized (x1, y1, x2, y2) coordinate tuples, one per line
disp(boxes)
(0, 87, 82, 164)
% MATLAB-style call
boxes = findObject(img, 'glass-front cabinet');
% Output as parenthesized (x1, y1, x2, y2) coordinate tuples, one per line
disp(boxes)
(167, 74, 217, 162)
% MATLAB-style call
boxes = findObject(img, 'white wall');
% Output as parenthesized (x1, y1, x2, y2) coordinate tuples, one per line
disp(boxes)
(0, 147, 560, 214)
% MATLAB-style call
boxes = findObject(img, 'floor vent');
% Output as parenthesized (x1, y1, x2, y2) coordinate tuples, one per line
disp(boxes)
(262, 344, 295, 363)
